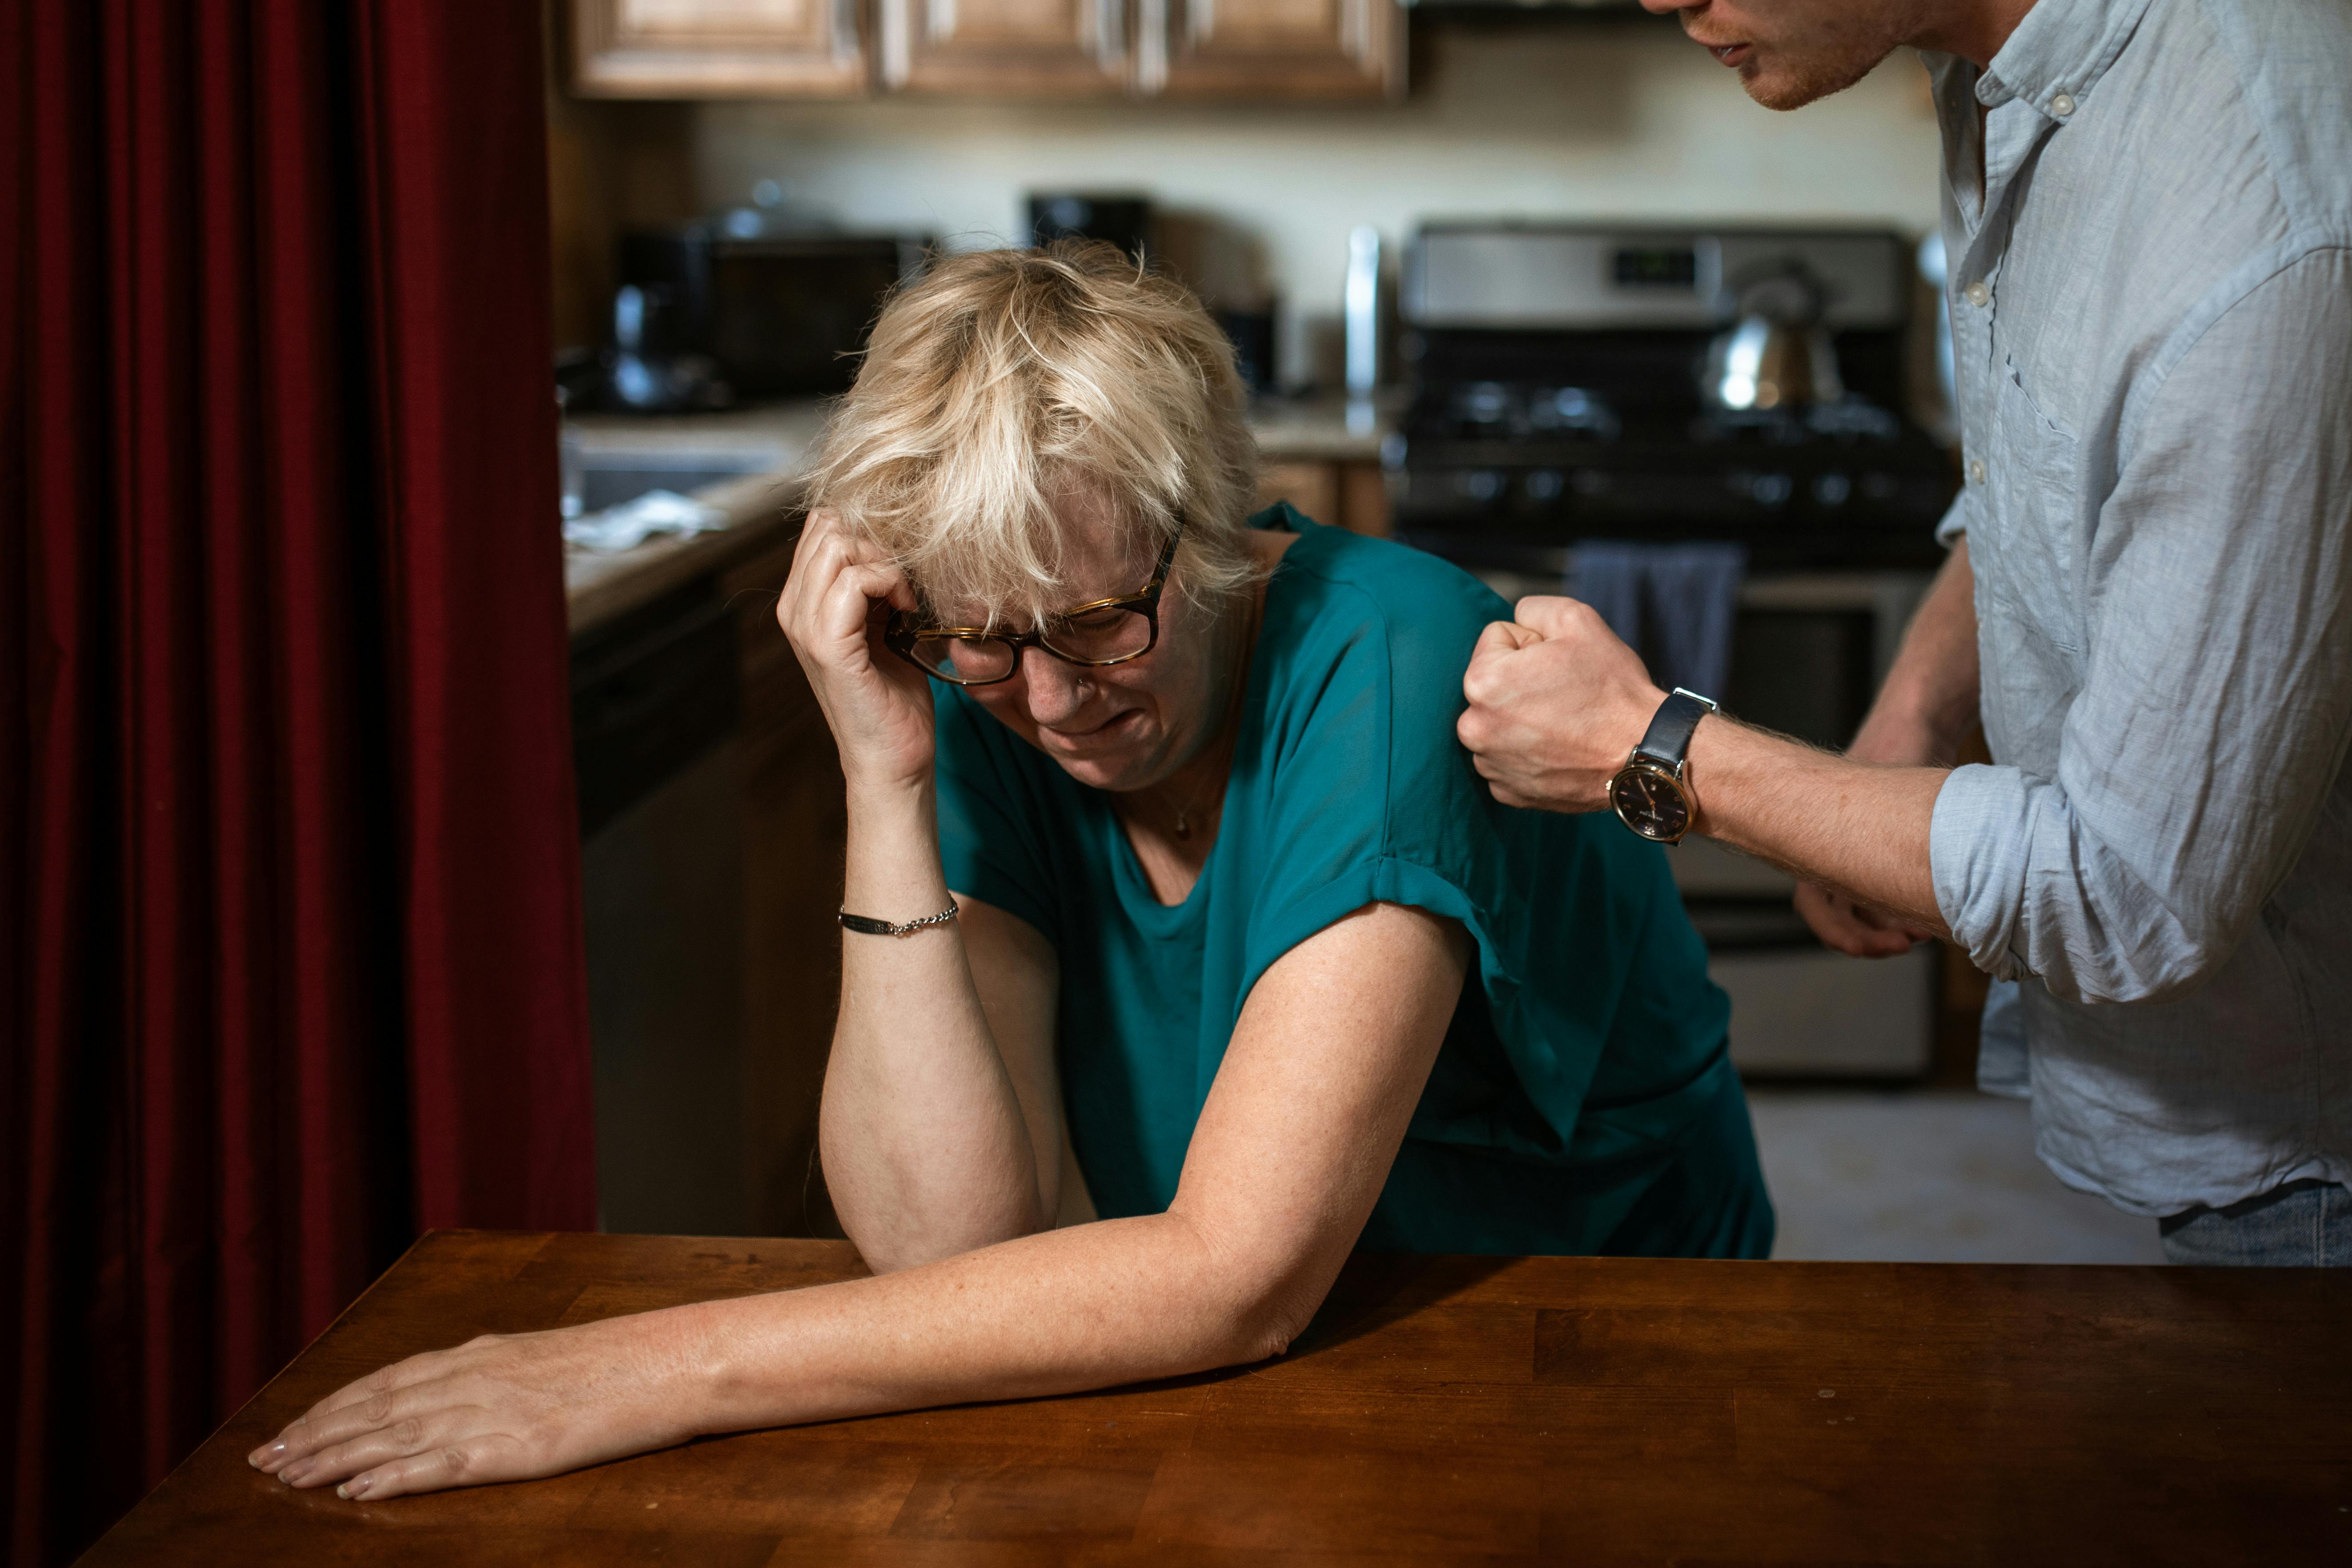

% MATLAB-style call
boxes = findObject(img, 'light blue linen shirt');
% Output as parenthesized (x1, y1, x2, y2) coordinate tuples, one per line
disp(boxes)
(1925, 0, 2352, 1216)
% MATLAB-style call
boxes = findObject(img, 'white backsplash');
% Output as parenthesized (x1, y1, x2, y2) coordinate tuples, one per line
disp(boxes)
(692, 24, 1943, 389)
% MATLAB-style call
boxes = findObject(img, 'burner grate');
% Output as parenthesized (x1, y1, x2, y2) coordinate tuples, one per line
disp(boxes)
(1442, 381, 1623, 443)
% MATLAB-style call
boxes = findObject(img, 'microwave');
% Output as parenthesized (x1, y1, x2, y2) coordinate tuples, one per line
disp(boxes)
(617, 229, 931, 399)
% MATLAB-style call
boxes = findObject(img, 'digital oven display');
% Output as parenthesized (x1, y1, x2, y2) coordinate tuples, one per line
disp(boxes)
(1611, 245, 1698, 289)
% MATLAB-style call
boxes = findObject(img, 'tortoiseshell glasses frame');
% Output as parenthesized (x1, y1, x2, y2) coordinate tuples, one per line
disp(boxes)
(883, 520, 1187, 687)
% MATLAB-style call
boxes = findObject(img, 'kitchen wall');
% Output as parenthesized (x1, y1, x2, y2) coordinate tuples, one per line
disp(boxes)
(687, 20, 1944, 387)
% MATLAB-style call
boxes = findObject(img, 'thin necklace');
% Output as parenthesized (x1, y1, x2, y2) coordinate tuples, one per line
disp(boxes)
(1167, 755, 1221, 841)
(1158, 594, 1260, 841)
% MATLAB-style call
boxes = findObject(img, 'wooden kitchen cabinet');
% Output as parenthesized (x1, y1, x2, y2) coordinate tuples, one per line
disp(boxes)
(564, 0, 1404, 99)
(721, 529, 849, 1238)
(1257, 457, 1392, 537)
(570, 0, 869, 98)
(882, 0, 1134, 96)
(1152, 0, 1404, 101)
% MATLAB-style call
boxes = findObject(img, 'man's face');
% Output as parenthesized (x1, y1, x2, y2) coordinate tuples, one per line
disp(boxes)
(1640, 0, 1932, 111)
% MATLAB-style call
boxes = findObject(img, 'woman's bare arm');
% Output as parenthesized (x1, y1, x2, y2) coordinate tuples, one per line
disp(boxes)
(251, 901, 1469, 1501)
(760, 509, 1075, 1272)
(819, 770, 1067, 1270)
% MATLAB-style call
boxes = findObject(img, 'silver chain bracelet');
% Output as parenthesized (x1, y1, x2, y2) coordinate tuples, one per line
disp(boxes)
(838, 902, 960, 938)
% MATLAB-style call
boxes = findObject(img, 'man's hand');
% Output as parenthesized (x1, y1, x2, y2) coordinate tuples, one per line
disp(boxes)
(1457, 596, 1665, 814)
(1795, 884, 1935, 957)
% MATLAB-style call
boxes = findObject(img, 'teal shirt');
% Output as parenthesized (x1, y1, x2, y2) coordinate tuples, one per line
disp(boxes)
(935, 508, 1771, 1258)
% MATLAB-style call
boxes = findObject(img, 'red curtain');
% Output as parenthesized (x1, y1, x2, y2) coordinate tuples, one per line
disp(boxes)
(1, 3, 597, 1561)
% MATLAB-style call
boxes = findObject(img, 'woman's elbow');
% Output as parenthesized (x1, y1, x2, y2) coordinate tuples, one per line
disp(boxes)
(1221, 1283, 1322, 1364)
(1183, 1296, 1311, 1371)
(829, 1168, 1055, 1276)
(1175, 1229, 1335, 1366)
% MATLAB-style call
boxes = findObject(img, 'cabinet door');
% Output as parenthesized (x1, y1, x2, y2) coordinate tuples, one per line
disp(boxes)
(1256, 460, 1341, 527)
(572, 0, 869, 98)
(722, 533, 850, 1239)
(881, 0, 1134, 96)
(1146, 0, 1402, 100)
(1256, 458, 1394, 536)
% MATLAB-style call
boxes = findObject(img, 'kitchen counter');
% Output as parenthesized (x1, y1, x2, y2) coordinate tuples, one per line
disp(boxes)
(1245, 393, 1396, 463)
(564, 396, 1397, 638)
(84, 1231, 2352, 1564)
(563, 405, 827, 638)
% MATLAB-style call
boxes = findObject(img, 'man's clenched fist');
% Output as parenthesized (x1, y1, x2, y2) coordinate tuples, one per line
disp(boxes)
(1457, 596, 1666, 816)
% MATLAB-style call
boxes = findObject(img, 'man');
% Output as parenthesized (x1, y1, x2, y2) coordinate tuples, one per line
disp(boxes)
(1459, 0, 2351, 1265)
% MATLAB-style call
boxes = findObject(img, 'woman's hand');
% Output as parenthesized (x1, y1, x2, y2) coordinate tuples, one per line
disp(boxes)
(248, 1313, 708, 1502)
(778, 507, 936, 793)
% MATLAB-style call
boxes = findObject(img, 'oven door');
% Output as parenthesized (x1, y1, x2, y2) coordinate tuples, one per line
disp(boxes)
(1679, 850, 1938, 1079)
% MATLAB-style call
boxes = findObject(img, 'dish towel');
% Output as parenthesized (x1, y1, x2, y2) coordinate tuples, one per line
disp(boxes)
(1565, 540, 1748, 700)
(1975, 980, 2030, 1100)
(564, 489, 725, 553)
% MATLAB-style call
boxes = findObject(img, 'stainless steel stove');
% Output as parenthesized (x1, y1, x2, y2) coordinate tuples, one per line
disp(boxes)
(1392, 223, 1959, 1079)
(1391, 223, 1954, 576)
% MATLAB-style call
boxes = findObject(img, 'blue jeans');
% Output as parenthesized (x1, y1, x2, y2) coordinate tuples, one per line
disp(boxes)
(2160, 1179, 2352, 1266)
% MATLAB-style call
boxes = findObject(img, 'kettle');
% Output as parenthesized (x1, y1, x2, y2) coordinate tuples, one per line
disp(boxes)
(1702, 263, 1844, 412)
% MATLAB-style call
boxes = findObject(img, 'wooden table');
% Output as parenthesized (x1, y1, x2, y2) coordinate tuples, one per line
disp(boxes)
(83, 1231, 2351, 1565)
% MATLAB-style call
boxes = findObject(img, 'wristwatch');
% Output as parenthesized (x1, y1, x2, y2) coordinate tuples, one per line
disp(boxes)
(1609, 688, 1719, 844)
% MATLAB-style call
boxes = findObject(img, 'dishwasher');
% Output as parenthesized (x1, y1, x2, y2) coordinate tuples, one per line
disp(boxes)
(572, 576, 750, 1235)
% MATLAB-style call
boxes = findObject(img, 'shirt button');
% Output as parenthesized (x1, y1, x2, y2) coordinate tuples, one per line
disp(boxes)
(1968, 458, 1988, 485)
(2051, 92, 2077, 116)
(1965, 280, 1992, 308)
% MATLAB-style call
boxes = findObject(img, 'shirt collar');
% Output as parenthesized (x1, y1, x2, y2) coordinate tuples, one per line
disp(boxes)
(1976, 0, 2154, 117)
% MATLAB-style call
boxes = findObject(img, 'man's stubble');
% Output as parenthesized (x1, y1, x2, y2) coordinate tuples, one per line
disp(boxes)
(1703, 0, 1941, 112)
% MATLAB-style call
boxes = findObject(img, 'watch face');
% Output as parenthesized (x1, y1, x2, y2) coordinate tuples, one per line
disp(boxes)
(1610, 764, 1692, 842)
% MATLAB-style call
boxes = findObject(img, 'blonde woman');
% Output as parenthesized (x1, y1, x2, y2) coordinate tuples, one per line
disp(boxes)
(251, 243, 1770, 1502)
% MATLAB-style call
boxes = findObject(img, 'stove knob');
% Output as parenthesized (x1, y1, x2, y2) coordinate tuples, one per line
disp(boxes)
(1457, 469, 1504, 502)
(1525, 469, 1565, 501)
(1751, 472, 1794, 507)
(1813, 472, 1853, 506)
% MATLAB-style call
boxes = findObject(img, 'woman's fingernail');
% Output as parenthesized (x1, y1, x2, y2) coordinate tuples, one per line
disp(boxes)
(248, 1442, 285, 1470)
(280, 1461, 311, 1485)
(337, 1476, 372, 1500)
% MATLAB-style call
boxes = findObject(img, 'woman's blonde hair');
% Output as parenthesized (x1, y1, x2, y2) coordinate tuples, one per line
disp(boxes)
(807, 241, 1261, 628)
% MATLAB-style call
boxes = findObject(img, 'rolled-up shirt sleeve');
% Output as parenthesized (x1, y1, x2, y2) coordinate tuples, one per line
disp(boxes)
(1932, 486, 1968, 549)
(1932, 248, 2352, 1004)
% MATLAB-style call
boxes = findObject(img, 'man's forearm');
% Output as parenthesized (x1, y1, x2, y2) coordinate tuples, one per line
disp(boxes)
(1852, 537, 1981, 766)
(1687, 719, 1951, 935)
(1691, 541, 1973, 925)
(1458, 592, 1959, 935)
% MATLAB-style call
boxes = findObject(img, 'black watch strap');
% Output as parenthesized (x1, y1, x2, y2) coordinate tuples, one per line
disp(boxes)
(1632, 688, 1719, 773)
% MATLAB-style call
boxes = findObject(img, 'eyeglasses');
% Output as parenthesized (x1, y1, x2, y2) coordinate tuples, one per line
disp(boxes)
(884, 521, 1186, 687)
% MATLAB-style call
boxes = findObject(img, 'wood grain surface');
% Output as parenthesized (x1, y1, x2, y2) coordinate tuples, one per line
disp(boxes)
(81, 1231, 2352, 1565)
